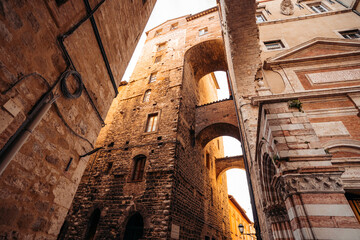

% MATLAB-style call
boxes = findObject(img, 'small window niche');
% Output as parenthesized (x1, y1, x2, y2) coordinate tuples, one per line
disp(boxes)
(149, 72, 157, 83)
(145, 113, 159, 133)
(143, 90, 151, 102)
(170, 22, 178, 30)
(199, 27, 208, 36)
(206, 152, 210, 169)
(131, 155, 146, 181)
(339, 29, 360, 39)
(308, 2, 330, 13)
(154, 55, 162, 63)
(264, 40, 285, 50)
(157, 43, 166, 51)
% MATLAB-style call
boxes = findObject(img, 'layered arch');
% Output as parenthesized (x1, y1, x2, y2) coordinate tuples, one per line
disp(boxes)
(184, 39, 228, 82)
(196, 123, 240, 148)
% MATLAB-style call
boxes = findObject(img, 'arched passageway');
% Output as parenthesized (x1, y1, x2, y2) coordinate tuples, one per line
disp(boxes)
(123, 212, 144, 240)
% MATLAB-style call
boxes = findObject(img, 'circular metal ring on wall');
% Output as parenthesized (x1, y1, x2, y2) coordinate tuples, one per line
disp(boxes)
(60, 70, 83, 99)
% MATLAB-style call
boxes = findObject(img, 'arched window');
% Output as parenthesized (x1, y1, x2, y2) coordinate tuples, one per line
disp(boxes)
(124, 212, 144, 240)
(85, 208, 101, 240)
(132, 155, 146, 181)
(143, 90, 151, 102)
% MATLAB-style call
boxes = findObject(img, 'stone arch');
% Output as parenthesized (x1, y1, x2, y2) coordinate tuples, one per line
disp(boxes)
(184, 39, 228, 82)
(123, 212, 144, 240)
(196, 123, 240, 148)
(216, 155, 245, 179)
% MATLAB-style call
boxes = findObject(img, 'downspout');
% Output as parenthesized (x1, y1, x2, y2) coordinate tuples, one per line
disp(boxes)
(83, 0, 118, 97)
(0, 96, 56, 175)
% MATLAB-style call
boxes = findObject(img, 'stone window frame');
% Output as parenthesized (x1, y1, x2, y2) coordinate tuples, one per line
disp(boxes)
(154, 28, 162, 37)
(305, 1, 331, 13)
(336, 29, 360, 39)
(142, 89, 151, 103)
(262, 39, 289, 52)
(199, 27, 208, 36)
(170, 22, 178, 30)
(143, 111, 161, 134)
(131, 155, 147, 181)
(157, 42, 166, 51)
(149, 72, 157, 83)
(256, 12, 267, 23)
(154, 55, 162, 63)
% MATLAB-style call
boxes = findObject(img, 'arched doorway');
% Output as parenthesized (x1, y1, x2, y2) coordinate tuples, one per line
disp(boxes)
(123, 212, 144, 240)
(85, 208, 101, 240)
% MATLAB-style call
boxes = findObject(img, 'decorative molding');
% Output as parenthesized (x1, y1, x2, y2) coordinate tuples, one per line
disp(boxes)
(251, 86, 360, 105)
(275, 172, 345, 200)
(280, 0, 295, 15)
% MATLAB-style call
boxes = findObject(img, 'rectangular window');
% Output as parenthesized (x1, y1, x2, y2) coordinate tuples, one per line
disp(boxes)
(256, 13, 266, 23)
(157, 43, 166, 51)
(170, 22, 178, 30)
(154, 29, 162, 37)
(206, 152, 210, 169)
(149, 72, 157, 83)
(308, 3, 329, 13)
(199, 27, 208, 36)
(154, 55, 162, 63)
(145, 113, 158, 132)
(264, 40, 285, 50)
(339, 29, 360, 39)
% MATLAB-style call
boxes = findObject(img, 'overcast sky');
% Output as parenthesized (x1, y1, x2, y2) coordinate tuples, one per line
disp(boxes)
(121, 0, 253, 221)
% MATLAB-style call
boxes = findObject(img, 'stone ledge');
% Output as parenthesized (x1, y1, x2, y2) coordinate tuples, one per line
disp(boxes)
(251, 86, 360, 105)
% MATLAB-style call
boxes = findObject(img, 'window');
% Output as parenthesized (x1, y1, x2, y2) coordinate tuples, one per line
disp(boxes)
(264, 40, 285, 50)
(132, 155, 146, 181)
(157, 43, 166, 51)
(154, 55, 162, 63)
(149, 72, 157, 83)
(170, 23, 178, 30)
(145, 113, 158, 132)
(209, 16, 215, 21)
(308, 3, 329, 13)
(143, 90, 151, 102)
(346, 193, 360, 223)
(339, 29, 360, 39)
(154, 29, 162, 37)
(256, 13, 266, 23)
(199, 27, 208, 36)
(206, 152, 210, 169)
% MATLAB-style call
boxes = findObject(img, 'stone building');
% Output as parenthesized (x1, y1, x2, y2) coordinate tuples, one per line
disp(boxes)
(1, 0, 360, 239)
(0, 0, 156, 239)
(63, 7, 237, 239)
(228, 195, 255, 240)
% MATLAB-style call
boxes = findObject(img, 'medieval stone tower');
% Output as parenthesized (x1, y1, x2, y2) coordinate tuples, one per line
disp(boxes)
(63, 7, 240, 239)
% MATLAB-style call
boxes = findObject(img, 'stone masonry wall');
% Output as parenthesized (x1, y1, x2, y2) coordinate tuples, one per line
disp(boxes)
(0, 0, 156, 239)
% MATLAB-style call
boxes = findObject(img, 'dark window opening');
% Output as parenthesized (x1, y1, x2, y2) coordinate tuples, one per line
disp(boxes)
(339, 29, 360, 39)
(190, 128, 195, 147)
(346, 192, 360, 223)
(56, 0, 68, 7)
(132, 155, 146, 181)
(264, 40, 285, 50)
(105, 162, 113, 174)
(85, 208, 101, 240)
(124, 212, 144, 240)
(108, 142, 114, 147)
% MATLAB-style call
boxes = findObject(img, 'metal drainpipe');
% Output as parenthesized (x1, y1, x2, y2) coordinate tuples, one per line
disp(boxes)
(0, 97, 56, 176)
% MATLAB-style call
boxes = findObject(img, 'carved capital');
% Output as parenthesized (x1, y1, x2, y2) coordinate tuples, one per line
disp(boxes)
(275, 172, 344, 200)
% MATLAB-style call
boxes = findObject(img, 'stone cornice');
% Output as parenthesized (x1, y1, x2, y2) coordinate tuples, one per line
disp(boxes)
(257, 9, 352, 26)
(251, 86, 360, 105)
(186, 7, 218, 21)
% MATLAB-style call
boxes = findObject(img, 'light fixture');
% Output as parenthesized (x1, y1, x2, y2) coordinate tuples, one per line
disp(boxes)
(238, 223, 256, 237)
(238, 223, 244, 234)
